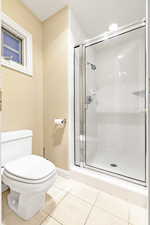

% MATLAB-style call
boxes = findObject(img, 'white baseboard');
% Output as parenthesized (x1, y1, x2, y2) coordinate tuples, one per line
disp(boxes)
(56, 167, 70, 178)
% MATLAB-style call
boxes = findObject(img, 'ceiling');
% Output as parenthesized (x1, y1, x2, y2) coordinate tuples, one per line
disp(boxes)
(21, 0, 68, 21)
(21, 0, 145, 38)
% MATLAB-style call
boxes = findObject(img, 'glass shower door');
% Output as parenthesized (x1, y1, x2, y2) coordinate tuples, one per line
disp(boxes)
(85, 27, 146, 182)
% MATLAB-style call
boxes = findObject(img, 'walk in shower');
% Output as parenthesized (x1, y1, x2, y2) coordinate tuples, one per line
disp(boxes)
(74, 19, 148, 186)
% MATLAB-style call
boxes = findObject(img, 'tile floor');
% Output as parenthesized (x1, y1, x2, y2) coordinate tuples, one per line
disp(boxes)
(2, 175, 147, 225)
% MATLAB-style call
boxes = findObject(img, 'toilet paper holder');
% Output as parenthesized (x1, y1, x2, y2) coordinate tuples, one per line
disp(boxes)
(54, 118, 67, 128)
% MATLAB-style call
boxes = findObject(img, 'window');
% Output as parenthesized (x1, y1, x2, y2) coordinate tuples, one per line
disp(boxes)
(1, 13, 33, 76)
(2, 27, 23, 65)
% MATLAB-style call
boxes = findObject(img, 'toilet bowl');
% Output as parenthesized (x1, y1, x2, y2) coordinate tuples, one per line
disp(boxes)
(2, 155, 56, 220)
(1, 130, 57, 220)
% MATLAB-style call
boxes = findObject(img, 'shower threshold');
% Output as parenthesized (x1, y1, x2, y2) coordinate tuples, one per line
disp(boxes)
(70, 165, 147, 208)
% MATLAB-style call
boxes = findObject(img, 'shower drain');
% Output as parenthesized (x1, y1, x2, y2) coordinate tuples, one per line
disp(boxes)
(110, 163, 118, 167)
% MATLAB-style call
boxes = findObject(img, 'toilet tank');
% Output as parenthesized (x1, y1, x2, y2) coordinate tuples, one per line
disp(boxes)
(1, 130, 32, 167)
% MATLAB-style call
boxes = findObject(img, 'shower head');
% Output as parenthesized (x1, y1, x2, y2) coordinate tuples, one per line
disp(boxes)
(87, 62, 96, 71)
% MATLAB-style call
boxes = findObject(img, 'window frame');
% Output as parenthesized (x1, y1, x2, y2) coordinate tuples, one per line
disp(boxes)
(1, 13, 33, 76)
(2, 27, 23, 65)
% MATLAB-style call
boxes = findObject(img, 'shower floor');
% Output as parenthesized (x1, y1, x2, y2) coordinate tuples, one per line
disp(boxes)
(86, 149, 145, 183)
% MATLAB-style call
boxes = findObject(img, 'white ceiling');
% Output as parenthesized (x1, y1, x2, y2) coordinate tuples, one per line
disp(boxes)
(21, 0, 68, 21)
(21, 0, 145, 38)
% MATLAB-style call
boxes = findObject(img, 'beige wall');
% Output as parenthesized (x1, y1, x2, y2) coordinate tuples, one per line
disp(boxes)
(1, 1, 70, 168)
(43, 7, 69, 169)
(2, 0, 44, 156)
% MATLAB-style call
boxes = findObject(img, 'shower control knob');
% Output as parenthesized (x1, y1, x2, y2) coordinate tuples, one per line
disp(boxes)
(86, 96, 92, 104)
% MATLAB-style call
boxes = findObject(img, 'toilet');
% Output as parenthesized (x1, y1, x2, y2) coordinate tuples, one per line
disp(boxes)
(1, 130, 56, 220)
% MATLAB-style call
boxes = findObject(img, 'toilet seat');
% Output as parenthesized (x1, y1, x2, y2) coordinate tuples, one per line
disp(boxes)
(4, 155, 56, 180)
(3, 155, 56, 184)
(3, 168, 56, 184)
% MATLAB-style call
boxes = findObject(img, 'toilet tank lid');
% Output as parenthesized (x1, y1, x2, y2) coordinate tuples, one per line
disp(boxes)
(1, 130, 33, 143)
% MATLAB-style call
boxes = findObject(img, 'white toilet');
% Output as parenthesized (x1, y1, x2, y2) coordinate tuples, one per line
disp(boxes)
(1, 130, 56, 220)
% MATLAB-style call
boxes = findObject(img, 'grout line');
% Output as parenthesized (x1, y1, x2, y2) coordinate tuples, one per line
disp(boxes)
(48, 185, 99, 206)
(89, 192, 129, 224)
(56, 192, 70, 206)
(40, 216, 63, 225)
(49, 188, 93, 207)
(54, 185, 72, 193)
(69, 192, 95, 206)
(53, 177, 136, 225)
(40, 215, 50, 225)
(94, 203, 129, 224)
(55, 177, 101, 206)
(51, 183, 99, 206)
(48, 191, 69, 208)
(84, 192, 99, 225)
(128, 204, 130, 225)
(39, 189, 70, 224)
(51, 216, 64, 225)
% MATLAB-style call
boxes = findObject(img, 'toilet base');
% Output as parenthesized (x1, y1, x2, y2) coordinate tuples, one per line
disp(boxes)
(8, 190, 45, 220)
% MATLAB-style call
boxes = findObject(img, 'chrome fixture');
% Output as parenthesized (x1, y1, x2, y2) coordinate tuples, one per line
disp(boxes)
(87, 62, 96, 71)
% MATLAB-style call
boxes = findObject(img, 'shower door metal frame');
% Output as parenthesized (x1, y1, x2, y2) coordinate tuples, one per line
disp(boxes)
(74, 19, 148, 186)
(146, 0, 150, 224)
